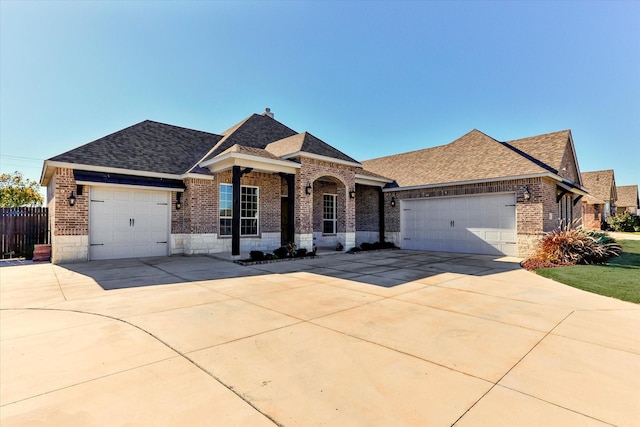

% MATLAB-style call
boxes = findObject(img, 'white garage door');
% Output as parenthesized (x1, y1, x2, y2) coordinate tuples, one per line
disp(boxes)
(89, 187, 170, 260)
(401, 193, 517, 256)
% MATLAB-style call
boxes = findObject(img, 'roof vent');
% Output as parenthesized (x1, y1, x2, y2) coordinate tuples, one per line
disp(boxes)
(263, 108, 274, 118)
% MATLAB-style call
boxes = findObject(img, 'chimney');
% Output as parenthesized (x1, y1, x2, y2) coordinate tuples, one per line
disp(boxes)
(263, 107, 274, 118)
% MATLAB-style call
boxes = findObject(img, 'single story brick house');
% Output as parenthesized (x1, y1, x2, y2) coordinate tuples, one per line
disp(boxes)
(615, 185, 639, 215)
(580, 170, 617, 229)
(41, 110, 587, 263)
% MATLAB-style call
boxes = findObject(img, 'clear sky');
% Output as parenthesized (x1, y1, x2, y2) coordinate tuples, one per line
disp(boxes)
(1, 0, 639, 195)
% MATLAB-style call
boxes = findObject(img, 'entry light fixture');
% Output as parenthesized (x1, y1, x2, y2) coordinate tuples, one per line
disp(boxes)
(349, 189, 356, 199)
(67, 191, 77, 207)
(523, 186, 531, 201)
(390, 197, 396, 207)
(176, 192, 183, 210)
(305, 182, 312, 195)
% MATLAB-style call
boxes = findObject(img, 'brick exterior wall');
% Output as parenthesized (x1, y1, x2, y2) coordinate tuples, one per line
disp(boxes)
(355, 184, 380, 232)
(295, 158, 358, 235)
(51, 168, 88, 237)
(582, 203, 603, 229)
(48, 168, 90, 262)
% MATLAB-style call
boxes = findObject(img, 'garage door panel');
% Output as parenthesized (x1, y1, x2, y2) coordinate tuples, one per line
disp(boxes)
(400, 194, 517, 256)
(90, 187, 170, 260)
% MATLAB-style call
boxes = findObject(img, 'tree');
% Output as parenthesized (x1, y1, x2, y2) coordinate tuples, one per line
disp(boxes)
(0, 171, 44, 207)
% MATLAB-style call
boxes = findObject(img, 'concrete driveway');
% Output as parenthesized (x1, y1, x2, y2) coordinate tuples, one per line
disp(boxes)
(1, 251, 639, 426)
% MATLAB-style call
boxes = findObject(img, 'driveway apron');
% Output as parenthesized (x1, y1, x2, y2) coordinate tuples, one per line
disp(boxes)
(1, 251, 638, 426)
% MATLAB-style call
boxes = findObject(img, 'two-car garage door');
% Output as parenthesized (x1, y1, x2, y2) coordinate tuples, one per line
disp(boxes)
(401, 193, 517, 256)
(90, 187, 170, 260)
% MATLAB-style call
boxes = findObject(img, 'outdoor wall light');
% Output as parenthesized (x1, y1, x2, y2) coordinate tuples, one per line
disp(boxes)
(523, 186, 531, 201)
(176, 192, 183, 210)
(305, 182, 312, 195)
(390, 197, 396, 207)
(349, 189, 356, 199)
(67, 191, 77, 207)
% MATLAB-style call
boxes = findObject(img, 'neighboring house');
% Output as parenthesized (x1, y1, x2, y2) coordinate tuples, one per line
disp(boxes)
(41, 110, 587, 263)
(615, 185, 639, 215)
(580, 170, 617, 229)
(363, 129, 587, 257)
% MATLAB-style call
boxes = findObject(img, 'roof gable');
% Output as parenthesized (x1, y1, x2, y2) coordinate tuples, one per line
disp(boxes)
(48, 120, 222, 175)
(200, 113, 298, 163)
(265, 131, 360, 164)
(504, 130, 572, 174)
(581, 170, 617, 203)
(616, 185, 639, 209)
(362, 129, 558, 188)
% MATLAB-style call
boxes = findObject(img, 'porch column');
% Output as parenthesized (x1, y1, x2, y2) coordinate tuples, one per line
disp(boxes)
(378, 187, 385, 243)
(232, 166, 253, 257)
(279, 173, 295, 244)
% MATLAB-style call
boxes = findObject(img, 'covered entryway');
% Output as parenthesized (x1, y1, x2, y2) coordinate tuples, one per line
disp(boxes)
(400, 193, 517, 256)
(89, 187, 170, 260)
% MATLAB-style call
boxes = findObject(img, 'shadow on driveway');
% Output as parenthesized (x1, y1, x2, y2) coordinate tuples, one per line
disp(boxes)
(58, 250, 523, 291)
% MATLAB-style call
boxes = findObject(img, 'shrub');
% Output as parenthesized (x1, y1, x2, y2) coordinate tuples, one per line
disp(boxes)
(607, 211, 640, 232)
(264, 253, 276, 260)
(521, 258, 570, 270)
(295, 248, 308, 257)
(361, 242, 373, 251)
(249, 250, 265, 261)
(274, 246, 289, 259)
(523, 226, 622, 270)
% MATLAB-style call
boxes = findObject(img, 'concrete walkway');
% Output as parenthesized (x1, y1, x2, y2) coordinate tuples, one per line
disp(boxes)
(1, 251, 638, 426)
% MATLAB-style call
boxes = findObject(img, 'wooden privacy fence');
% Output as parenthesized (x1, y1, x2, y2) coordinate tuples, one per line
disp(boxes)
(1, 207, 49, 259)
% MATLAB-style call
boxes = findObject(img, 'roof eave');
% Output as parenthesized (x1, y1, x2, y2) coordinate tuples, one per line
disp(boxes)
(382, 172, 586, 193)
(40, 160, 184, 186)
(354, 173, 394, 187)
(281, 151, 362, 168)
(200, 152, 301, 174)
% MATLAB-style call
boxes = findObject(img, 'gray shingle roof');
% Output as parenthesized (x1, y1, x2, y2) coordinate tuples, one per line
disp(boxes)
(616, 185, 639, 209)
(362, 129, 568, 188)
(200, 113, 298, 163)
(265, 131, 360, 164)
(581, 170, 616, 204)
(49, 120, 222, 175)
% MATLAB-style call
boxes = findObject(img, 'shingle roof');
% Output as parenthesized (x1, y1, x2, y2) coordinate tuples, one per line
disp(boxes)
(504, 130, 572, 174)
(615, 185, 638, 209)
(49, 120, 222, 175)
(361, 129, 566, 188)
(581, 170, 616, 205)
(265, 131, 360, 164)
(200, 113, 298, 163)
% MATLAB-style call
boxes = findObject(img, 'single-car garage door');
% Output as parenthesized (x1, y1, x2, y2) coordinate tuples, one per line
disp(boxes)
(89, 187, 170, 260)
(401, 193, 517, 256)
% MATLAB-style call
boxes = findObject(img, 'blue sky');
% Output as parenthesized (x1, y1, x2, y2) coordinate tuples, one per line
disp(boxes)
(1, 1, 639, 194)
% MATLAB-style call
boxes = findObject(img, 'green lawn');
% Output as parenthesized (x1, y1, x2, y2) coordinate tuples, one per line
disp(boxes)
(535, 240, 640, 303)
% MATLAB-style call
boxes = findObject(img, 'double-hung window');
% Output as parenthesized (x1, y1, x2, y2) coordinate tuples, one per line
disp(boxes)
(323, 194, 337, 234)
(219, 184, 259, 236)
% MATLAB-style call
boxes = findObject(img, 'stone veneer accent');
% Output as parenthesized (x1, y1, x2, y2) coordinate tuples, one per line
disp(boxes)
(51, 235, 89, 263)
(172, 232, 281, 256)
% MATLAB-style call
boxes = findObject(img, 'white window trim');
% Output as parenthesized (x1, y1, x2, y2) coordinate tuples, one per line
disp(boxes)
(219, 184, 260, 237)
(323, 193, 337, 235)
(241, 185, 260, 236)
